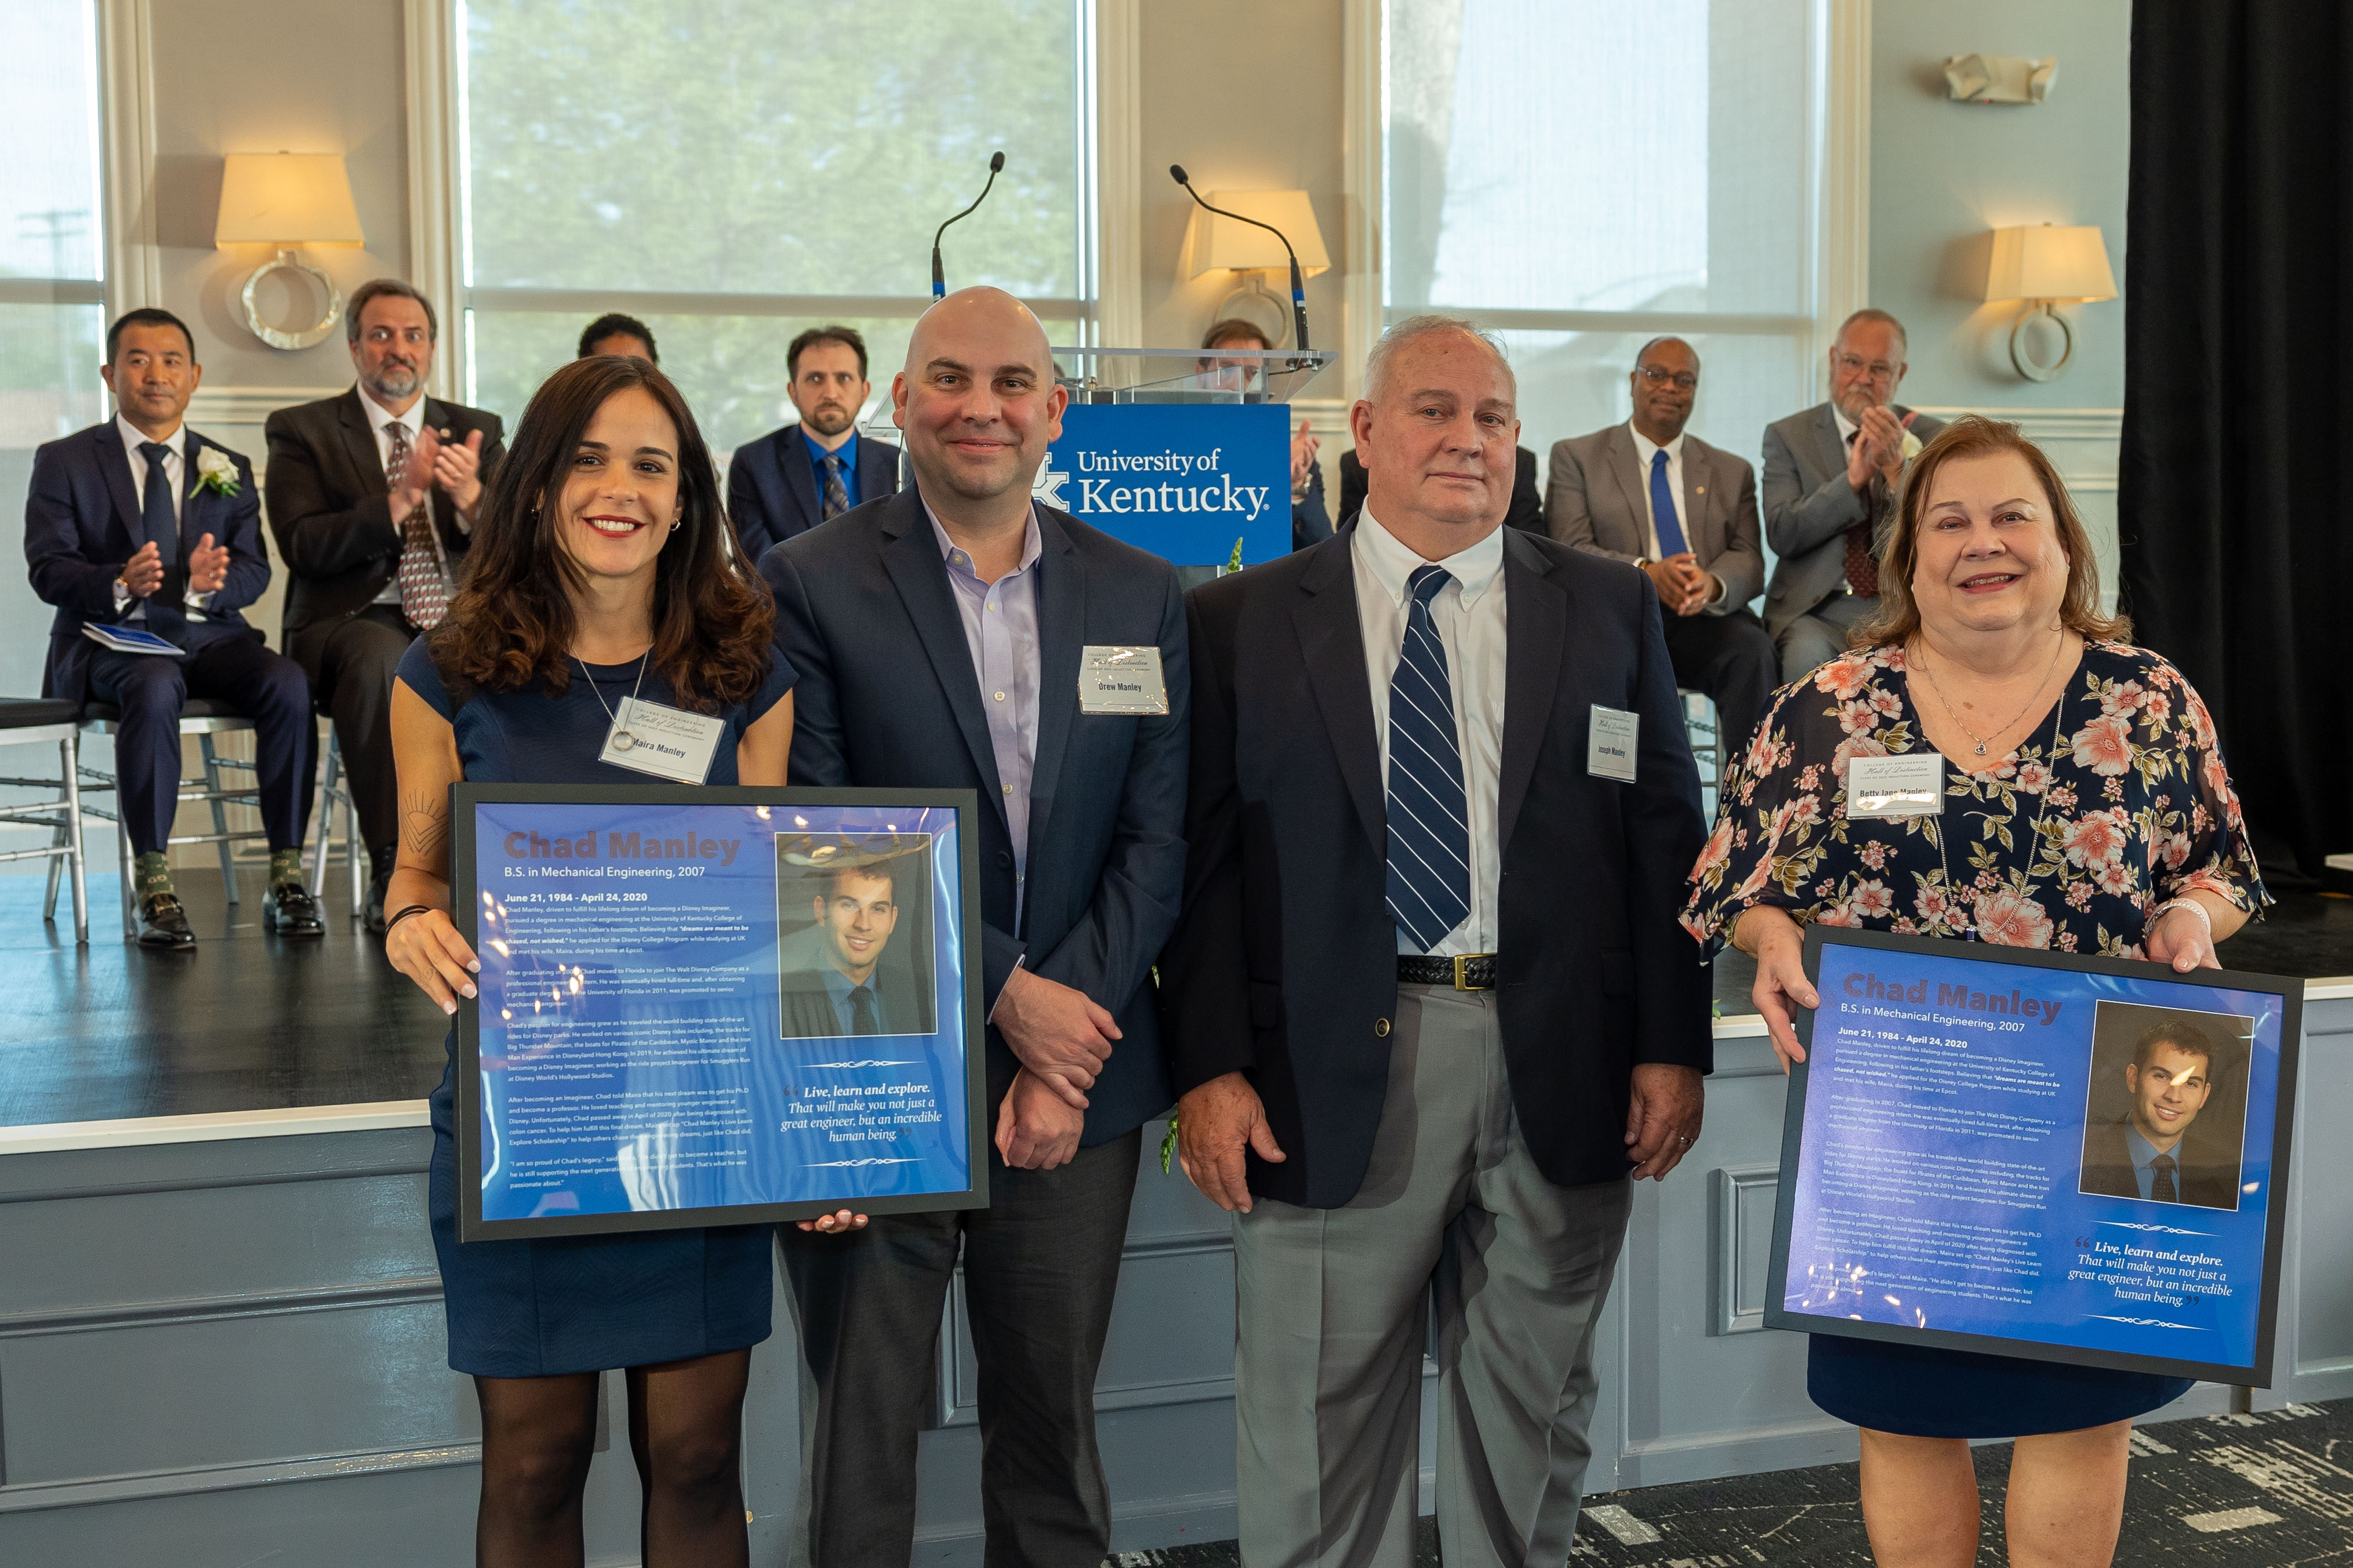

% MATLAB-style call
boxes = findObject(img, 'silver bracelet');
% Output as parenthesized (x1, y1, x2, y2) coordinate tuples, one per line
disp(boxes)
(2149, 897, 2213, 943)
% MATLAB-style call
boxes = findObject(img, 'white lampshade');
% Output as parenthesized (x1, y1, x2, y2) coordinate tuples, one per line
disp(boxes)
(214, 154, 365, 248)
(1183, 190, 1331, 278)
(1984, 224, 2115, 304)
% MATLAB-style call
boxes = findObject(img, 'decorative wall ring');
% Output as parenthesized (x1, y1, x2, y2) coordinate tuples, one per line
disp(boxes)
(241, 249, 345, 351)
(2008, 301, 2075, 384)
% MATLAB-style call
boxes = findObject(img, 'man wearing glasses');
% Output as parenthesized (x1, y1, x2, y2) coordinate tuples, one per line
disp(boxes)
(1759, 309, 1944, 682)
(1546, 336, 1775, 758)
(264, 281, 504, 931)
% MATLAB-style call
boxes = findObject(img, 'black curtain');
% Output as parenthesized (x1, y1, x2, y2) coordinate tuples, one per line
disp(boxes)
(2119, 2, 2353, 877)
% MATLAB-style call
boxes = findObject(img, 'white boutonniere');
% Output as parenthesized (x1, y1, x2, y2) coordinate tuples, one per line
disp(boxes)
(1899, 427, 1924, 464)
(194, 446, 241, 497)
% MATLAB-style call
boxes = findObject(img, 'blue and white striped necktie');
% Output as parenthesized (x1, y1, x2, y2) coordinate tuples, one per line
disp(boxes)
(1385, 563, 1471, 951)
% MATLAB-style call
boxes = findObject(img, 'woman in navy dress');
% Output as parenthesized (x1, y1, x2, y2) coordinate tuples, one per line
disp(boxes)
(1683, 417, 2266, 1568)
(383, 356, 858, 1565)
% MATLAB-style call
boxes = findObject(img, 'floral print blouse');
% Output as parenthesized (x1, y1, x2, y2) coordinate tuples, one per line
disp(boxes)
(1682, 641, 2268, 956)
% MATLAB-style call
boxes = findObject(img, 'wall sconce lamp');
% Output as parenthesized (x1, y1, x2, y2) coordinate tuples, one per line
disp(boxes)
(213, 153, 365, 350)
(1982, 223, 2115, 382)
(1182, 190, 1330, 348)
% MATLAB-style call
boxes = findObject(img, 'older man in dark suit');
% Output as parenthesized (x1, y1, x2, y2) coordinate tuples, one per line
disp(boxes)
(1548, 335, 1775, 756)
(760, 286, 1187, 1568)
(26, 308, 320, 946)
(1164, 315, 1711, 1566)
(1760, 308, 1945, 682)
(263, 280, 504, 929)
(728, 325, 902, 559)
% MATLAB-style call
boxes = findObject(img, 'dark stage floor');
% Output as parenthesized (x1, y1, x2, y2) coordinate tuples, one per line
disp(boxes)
(0, 868, 448, 1128)
(0, 871, 2345, 1130)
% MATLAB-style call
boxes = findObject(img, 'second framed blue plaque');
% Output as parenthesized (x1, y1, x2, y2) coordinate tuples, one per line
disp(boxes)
(1765, 927, 2300, 1385)
(452, 785, 988, 1240)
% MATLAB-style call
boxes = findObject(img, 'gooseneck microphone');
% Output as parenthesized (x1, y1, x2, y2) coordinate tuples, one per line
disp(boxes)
(1170, 164, 1310, 355)
(932, 151, 1007, 298)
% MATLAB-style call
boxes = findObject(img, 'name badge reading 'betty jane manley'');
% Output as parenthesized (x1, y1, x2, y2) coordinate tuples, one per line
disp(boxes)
(1845, 751, 1945, 820)
(1078, 645, 1169, 715)
(597, 697, 727, 784)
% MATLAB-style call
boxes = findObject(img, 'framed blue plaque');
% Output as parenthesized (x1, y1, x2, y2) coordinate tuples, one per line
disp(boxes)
(1764, 926, 2300, 1385)
(452, 784, 987, 1239)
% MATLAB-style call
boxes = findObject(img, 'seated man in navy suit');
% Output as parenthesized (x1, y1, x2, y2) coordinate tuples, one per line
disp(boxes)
(26, 309, 320, 947)
(727, 324, 901, 559)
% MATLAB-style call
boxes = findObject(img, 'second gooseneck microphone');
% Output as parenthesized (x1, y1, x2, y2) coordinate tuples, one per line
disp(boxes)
(1170, 165, 1311, 356)
(933, 151, 1007, 299)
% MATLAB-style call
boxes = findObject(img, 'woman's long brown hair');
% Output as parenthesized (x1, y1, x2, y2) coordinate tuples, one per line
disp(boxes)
(1853, 414, 2129, 649)
(428, 356, 773, 710)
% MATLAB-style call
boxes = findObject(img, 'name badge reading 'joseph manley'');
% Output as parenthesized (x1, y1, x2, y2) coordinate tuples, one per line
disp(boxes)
(1077, 645, 1169, 716)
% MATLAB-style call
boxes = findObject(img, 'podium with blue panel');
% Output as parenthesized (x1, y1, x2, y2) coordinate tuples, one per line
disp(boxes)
(1038, 346, 1336, 582)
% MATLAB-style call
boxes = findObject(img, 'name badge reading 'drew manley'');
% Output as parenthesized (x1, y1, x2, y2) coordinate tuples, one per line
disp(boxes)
(1846, 751, 1945, 819)
(1078, 645, 1169, 716)
(1588, 705, 1639, 781)
(598, 697, 726, 784)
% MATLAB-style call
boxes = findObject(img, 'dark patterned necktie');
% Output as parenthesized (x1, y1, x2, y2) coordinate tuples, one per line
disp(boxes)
(1842, 431, 1880, 597)
(1384, 565, 1471, 951)
(822, 453, 849, 521)
(2151, 1154, 2178, 1203)
(849, 984, 878, 1035)
(386, 423, 449, 630)
(137, 442, 186, 640)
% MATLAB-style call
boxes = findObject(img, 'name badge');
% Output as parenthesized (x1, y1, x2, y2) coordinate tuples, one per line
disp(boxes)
(1846, 752, 1944, 818)
(1078, 645, 1169, 715)
(598, 697, 725, 784)
(1588, 705, 1639, 781)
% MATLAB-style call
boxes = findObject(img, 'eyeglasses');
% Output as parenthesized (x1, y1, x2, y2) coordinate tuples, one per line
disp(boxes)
(1636, 365, 1697, 391)
(1833, 352, 1900, 382)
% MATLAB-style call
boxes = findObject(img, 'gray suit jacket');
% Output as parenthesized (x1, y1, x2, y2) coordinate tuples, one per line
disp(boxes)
(1759, 402, 1944, 638)
(1544, 424, 1763, 613)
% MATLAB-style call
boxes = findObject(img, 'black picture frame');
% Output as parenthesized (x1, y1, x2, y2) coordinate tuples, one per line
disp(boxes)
(1763, 925, 2302, 1386)
(453, 783, 990, 1240)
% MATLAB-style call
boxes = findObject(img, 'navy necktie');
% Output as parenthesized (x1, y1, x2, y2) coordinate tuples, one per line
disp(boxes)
(138, 442, 186, 641)
(2150, 1154, 2178, 1203)
(1649, 448, 1688, 557)
(1385, 564, 1472, 951)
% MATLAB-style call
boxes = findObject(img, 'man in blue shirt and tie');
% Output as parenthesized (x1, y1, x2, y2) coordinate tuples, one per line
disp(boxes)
(727, 325, 903, 559)
(779, 858, 906, 1037)
(2080, 1021, 2236, 1209)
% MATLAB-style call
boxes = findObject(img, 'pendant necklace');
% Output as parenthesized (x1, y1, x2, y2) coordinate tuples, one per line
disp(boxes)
(1912, 631, 2065, 757)
(579, 650, 651, 751)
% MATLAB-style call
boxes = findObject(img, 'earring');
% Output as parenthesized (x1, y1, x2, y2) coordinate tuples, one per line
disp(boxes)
(669, 519, 681, 532)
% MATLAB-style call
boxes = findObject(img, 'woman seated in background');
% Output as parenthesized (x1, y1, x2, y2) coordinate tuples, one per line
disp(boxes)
(1683, 416, 2267, 1568)
(380, 355, 843, 1565)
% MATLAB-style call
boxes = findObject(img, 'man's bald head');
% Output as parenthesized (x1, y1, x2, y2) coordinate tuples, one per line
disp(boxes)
(892, 286, 1068, 512)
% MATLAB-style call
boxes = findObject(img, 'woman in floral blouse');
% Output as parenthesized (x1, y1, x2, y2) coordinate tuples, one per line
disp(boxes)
(1684, 416, 2266, 1568)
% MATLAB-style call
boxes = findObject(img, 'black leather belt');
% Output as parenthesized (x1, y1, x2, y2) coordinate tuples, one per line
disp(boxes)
(1397, 953, 1497, 991)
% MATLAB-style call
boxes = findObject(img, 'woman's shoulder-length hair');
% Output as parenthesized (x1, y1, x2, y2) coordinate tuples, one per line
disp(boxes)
(1853, 413, 2129, 650)
(427, 355, 772, 711)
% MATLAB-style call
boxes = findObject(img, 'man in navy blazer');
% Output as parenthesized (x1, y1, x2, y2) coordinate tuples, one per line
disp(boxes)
(26, 309, 319, 947)
(761, 288, 1186, 1568)
(728, 324, 902, 559)
(1162, 316, 1710, 1566)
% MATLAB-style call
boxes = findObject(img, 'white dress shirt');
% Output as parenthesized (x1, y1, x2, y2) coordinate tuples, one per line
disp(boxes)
(111, 414, 209, 622)
(1353, 510, 1507, 956)
(358, 387, 449, 605)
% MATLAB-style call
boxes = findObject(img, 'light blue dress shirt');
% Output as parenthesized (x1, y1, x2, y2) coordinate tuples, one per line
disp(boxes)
(2126, 1124, 2177, 1201)
(925, 499, 1043, 901)
(803, 428, 861, 511)
(818, 959, 887, 1035)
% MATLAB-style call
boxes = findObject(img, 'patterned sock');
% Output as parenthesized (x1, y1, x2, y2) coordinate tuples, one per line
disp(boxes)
(134, 852, 174, 902)
(269, 847, 305, 892)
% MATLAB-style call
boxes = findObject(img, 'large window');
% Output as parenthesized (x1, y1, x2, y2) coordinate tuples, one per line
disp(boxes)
(1384, 0, 1831, 492)
(457, 0, 1093, 452)
(0, 0, 106, 699)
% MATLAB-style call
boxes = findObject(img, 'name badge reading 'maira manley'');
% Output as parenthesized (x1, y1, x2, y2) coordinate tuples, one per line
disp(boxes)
(598, 697, 727, 784)
(1078, 645, 1169, 716)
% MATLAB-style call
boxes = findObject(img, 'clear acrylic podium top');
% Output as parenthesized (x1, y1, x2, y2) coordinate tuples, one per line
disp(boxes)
(1049, 345, 1338, 405)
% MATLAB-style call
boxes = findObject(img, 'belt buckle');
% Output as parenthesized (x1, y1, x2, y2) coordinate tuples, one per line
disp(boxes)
(1451, 954, 1492, 992)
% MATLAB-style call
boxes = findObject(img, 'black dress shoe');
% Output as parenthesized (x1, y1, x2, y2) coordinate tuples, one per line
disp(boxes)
(365, 872, 390, 936)
(137, 893, 196, 949)
(264, 881, 326, 937)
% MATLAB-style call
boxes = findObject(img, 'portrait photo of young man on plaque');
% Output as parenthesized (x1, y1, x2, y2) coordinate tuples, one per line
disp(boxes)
(2077, 1001, 2253, 1213)
(775, 831, 939, 1039)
